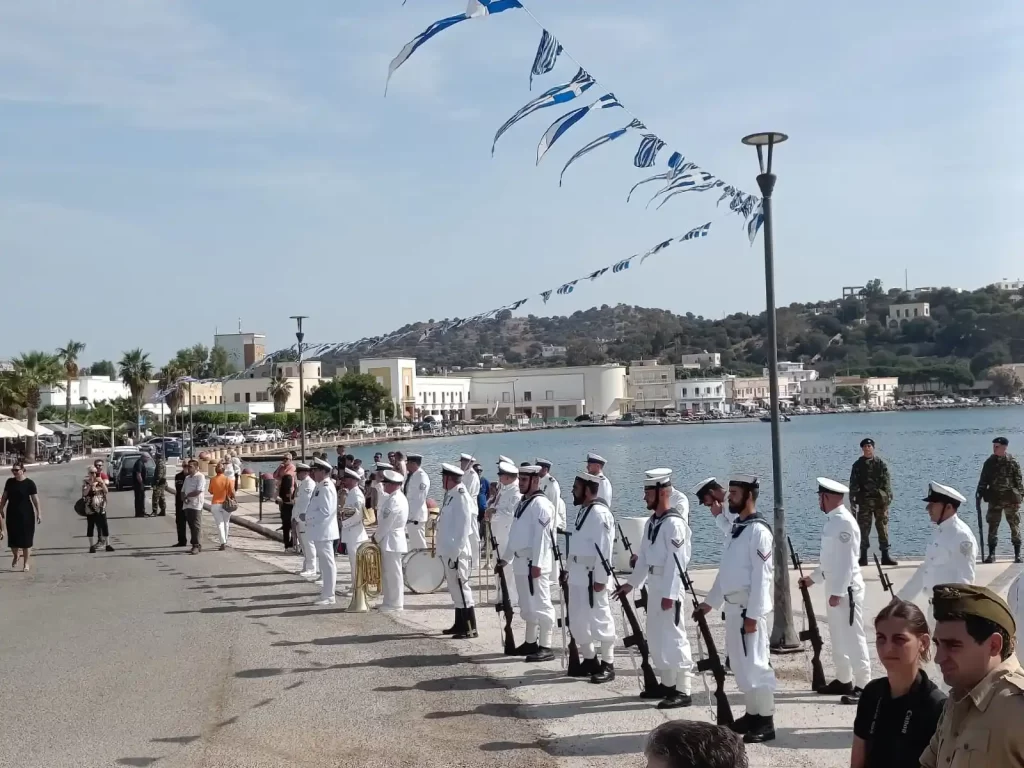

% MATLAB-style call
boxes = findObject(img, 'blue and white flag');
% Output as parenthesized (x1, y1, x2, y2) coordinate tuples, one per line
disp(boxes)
(612, 258, 632, 273)
(530, 30, 562, 90)
(540, 289, 553, 304)
(716, 185, 736, 206)
(652, 171, 720, 209)
(387, 0, 522, 94)
(747, 202, 764, 243)
(560, 118, 643, 187)
(680, 222, 712, 241)
(507, 298, 529, 311)
(556, 280, 578, 295)
(637, 238, 674, 266)
(536, 93, 621, 165)
(493, 67, 596, 155)
(586, 267, 609, 281)
(634, 134, 665, 168)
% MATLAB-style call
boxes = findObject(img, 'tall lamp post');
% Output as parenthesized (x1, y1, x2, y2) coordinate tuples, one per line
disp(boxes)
(290, 315, 308, 462)
(741, 131, 800, 652)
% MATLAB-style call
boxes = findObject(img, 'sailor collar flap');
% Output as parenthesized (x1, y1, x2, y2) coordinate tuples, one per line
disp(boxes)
(731, 513, 771, 539)
(574, 497, 609, 531)
(647, 510, 683, 543)
(515, 491, 545, 519)
(968, 658, 1024, 713)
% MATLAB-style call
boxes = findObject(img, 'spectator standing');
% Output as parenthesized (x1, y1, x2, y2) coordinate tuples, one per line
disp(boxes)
(208, 463, 235, 551)
(278, 466, 296, 551)
(1, 463, 41, 572)
(172, 462, 188, 547)
(230, 451, 242, 491)
(132, 453, 148, 517)
(181, 460, 206, 554)
(151, 450, 167, 516)
(82, 467, 113, 553)
(222, 454, 236, 493)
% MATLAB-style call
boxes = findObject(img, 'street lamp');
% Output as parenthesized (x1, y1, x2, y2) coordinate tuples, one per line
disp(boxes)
(741, 131, 800, 652)
(290, 315, 308, 462)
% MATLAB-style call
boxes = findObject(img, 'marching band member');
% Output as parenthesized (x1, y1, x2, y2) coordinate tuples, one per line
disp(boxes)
(586, 454, 612, 509)
(486, 461, 521, 607)
(799, 477, 872, 698)
(339, 468, 368, 594)
(614, 471, 693, 709)
(404, 453, 430, 550)
(374, 468, 409, 612)
(437, 463, 477, 640)
(538, 458, 565, 532)
(567, 470, 617, 683)
(498, 464, 556, 662)
(306, 458, 339, 606)
(697, 474, 777, 744)
(293, 463, 319, 580)
(459, 454, 481, 568)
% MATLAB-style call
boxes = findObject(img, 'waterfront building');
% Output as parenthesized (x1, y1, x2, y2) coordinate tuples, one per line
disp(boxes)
(40, 375, 132, 408)
(142, 380, 224, 410)
(725, 376, 771, 409)
(464, 364, 627, 421)
(678, 351, 721, 369)
(213, 331, 266, 373)
(414, 375, 472, 422)
(798, 376, 899, 407)
(627, 359, 675, 414)
(675, 378, 726, 414)
(762, 361, 818, 400)
(887, 301, 930, 328)
(222, 360, 323, 416)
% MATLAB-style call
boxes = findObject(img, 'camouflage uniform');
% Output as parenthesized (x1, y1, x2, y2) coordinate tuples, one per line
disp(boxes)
(977, 453, 1023, 555)
(849, 456, 893, 553)
(152, 454, 167, 516)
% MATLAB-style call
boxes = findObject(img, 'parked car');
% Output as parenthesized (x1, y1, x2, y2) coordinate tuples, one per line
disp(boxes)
(112, 452, 157, 490)
(221, 431, 245, 445)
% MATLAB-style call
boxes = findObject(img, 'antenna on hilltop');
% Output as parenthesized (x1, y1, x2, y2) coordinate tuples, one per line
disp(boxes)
(238, 317, 242, 333)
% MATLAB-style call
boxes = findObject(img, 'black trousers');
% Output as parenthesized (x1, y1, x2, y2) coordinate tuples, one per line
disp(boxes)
(175, 507, 187, 545)
(280, 504, 294, 548)
(133, 484, 146, 517)
(185, 509, 201, 548)
(87, 514, 109, 540)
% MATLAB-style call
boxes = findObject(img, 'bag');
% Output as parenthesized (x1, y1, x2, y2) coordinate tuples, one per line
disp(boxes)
(74, 498, 88, 517)
(222, 497, 238, 513)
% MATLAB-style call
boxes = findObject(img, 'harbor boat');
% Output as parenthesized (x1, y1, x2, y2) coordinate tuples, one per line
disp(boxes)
(760, 413, 791, 423)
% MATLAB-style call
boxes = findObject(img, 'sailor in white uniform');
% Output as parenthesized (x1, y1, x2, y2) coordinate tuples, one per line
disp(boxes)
(305, 458, 340, 606)
(437, 463, 478, 639)
(537, 458, 566, 532)
(459, 453, 481, 568)
(586, 453, 612, 509)
(614, 472, 694, 708)
(485, 461, 521, 607)
(403, 453, 430, 550)
(647, 468, 690, 533)
(697, 474, 778, 744)
(897, 482, 978, 626)
(798, 477, 872, 698)
(567, 470, 618, 683)
(339, 467, 368, 594)
(374, 469, 409, 611)
(293, 463, 319, 579)
(498, 464, 556, 662)
(691, 477, 738, 541)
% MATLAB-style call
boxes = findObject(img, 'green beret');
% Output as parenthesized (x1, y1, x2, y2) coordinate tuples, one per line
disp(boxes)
(932, 583, 1016, 636)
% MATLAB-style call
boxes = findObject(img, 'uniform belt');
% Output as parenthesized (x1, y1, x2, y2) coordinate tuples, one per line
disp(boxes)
(724, 590, 750, 605)
(571, 555, 596, 566)
(648, 565, 665, 576)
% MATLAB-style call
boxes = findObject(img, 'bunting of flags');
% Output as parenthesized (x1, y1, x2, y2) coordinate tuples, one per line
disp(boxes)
(530, 30, 562, 90)
(492, 67, 596, 155)
(536, 93, 621, 165)
(559, 118, 643, 187)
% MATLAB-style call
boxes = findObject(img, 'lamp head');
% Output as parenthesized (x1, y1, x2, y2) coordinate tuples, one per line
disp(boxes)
(741, 131, 788, 176)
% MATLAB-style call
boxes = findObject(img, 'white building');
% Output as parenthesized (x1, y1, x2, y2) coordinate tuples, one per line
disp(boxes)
(797, 379, 835, 406)
(627, 360, 676, 413)
(763, 361, 819, 400)
(213, 331, 266, 373)
(40, 375, 132, 407)
(675, 378, 726, 414)
(798, 376, 899, 408)
(540, 345, 567, 359)
(415, 376, 472, 421)
(678, 351, 721, 369)
(360, 358, 418, 419)
(223, 360, 323, 416)
(465, 365, 628, 421)
(725, 376, 770, 409)
(991, 279, 1024, 292)
(888, 302, 930, 328)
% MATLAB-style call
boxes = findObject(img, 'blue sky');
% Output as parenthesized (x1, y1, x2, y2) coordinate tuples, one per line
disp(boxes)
(1, 0, 1021, 366)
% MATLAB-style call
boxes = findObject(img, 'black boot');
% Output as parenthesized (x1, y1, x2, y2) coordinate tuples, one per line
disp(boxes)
(858, 548, 868, 567)
(729, 713, 753, 735)
(841, 687, 863, 705)
(454, 607, 478, 639)
(569, 656, 597, 678)
(639, 683, 670, 700)
(819, 679, 855, 696)
(442, 608, 461, 635)
(525, 646, 554, 662)
(1015, 545, 1022, 564)
(590, 661, 615, 684)
(743, 715, 776, 744)
(513, 641, 539, 657)
(984, 545, 996, 564)
(657, 686, 693, 709)
(880, 549, 898, 566)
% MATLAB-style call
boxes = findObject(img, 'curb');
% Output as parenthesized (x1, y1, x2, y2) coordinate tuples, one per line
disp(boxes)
(203, 501, 284, 543)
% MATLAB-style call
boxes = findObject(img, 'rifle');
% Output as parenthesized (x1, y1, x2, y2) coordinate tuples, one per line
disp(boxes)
(550, 530, 583, 675)
(490, 530, 516, 655)
(617, 522, 650, 612)
(873, 553, 893, 596)
(678, 561, 733, 727)
(596, 544, 661, 695)
(787, 535, 827, 693)
(975, 494, 985, 561)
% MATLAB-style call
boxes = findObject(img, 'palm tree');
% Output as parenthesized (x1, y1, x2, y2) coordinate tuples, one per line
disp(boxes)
(56, 340, 86, 439)
(119, 348, 153, 440)
(267, 372, 293, 413)
(157, 362, 186, 425)
(12, 352, 64, 461)
(0, 372, 20, 416)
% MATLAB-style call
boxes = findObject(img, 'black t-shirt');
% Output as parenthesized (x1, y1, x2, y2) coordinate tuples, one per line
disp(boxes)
(279, 473, 295, 503)
(3, 477, 38, 514)
(854, 670, 947, 768)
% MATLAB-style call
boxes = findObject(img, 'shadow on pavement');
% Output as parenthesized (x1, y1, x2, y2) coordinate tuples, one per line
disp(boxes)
(480, 731, 647, 757)
(773, 727, 855, 750)
(423, 695, 651, 722)
(270, 632, 429, 647)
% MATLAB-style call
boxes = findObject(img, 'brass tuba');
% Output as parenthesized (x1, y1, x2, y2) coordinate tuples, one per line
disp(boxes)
(346, 540, 383, 613)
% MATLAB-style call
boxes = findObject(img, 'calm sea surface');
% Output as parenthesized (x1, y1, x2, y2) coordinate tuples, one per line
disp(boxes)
(261, 407, 1024, 565)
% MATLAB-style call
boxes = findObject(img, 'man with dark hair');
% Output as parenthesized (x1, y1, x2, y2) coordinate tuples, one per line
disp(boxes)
(976, 436, 1023, 563)
(644, 720, 747, 768)
(172, 462, 188, 547)
(849, 437, 895, 566)
(921, 583, 1024, 767)
(691, 477, 736, 541)
(132, 452, 148, 517)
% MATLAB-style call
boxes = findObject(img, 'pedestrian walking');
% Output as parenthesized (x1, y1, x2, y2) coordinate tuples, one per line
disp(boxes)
(230, 452, 241, 492)
(82, 467, 113, 553)
(222, 453, 236, 493)
(208, 462, 235, 551)
(151, 450, 167, 516)
(2, 463, 40, 571)
(172, 463, 188, 547)
(278, 463, 296, 551)
(849, 438, 895, 566)
(132, 453, 148, 517)
(181, 459, 205, 554)
(976, 436, 1023, 563)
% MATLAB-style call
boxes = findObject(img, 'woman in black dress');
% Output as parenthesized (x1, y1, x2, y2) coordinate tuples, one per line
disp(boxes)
(1, 463, 41, 572)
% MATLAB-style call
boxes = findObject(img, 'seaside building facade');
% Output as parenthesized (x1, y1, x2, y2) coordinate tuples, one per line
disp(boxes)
(675, 378, 726, 414)
(222, 360, 324, 416)
(464, 365, 628, 421)
(678, 351, 721, 369)
(213, 331, 266, 373)
(626, 359, 675, 413)
(40, 375, 132, 408)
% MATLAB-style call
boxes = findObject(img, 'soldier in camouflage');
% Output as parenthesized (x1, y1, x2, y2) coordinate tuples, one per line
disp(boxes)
(849, 438, 896, 567)
(976, 436, 1023, 564)
(151, 449, 168, 517)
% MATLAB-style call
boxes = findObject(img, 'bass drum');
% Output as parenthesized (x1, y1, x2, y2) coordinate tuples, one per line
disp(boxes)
(403, 549, 447, 594)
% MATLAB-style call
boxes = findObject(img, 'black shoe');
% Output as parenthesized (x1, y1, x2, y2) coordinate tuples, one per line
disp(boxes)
(743, 715, 776, 744)
(724, 657, 732, 675)
(858, 551, 868, 567)
(639, 683, 669, 700)
(172, 542, 186, 548)
(819, 679, 855, 696)
(657, 686, 693, 709)
(525, 646, 554, 663)
(105, 544, 115, 552)
(729, 713, 754, 734)
(1015, 546, 1022, 564)
(570, 657, 599, 678)
(590, 661, 615, 684)
(984, 547, 996, 564)
(443, 609, 462, 635)
(157, 512, 166, 516)
(881, 550, 898, 566)
(841, 687, 863, 705)
(218, 544, 227, 551)
(89, 545, 97, 553)
(512, 641, 539, 657)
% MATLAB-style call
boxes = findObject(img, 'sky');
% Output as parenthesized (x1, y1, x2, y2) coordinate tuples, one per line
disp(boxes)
(1, 0, 1021, 367)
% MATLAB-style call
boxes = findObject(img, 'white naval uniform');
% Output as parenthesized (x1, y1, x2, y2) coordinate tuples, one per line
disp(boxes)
(567, 499, 617, 663)
(506, 492, 556, 646)
(437, 483, 475, 609)
(490, 480, 521, 606)
(463, 467, 482, 568)
(628, 511, 694, 693)
(404, 468, 430, 550)
(705, 514, 778, 716)
(294, 475, 318, 576)
(808, 504, 871, 688)
(340, 486, 369, 590)
(374, 489, 409, 610)
(306, 479, 340, 601)
(596, 474, 613, 510)
(897, 513, 978, 626)
(1008, 572, 1023, 665)
(540, 474, 566, 531)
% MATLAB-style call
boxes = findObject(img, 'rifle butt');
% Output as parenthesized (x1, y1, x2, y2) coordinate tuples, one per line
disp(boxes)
(567, 642, 583, 676)
(715, 691, 735, 727)
(811, 659, 828, 693)
(503, 626, 517, 656)
(641, 662, 661, 695)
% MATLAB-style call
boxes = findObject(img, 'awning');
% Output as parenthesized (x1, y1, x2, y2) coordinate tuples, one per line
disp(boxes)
(39, 421, 85, 436)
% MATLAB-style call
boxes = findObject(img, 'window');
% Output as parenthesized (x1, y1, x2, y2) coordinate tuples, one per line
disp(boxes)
(501, 392, 511, 403)
(256, 392, 267, 402)
(523, 391, 532, 402)
(405, 385, 411, 398)
(913, 308, 919, 317)
(245, 392, 251, 403)
(545, 390, 554, 400)
(286, 367, 294, 377)
(432, 392, 436, 404)
(234, 393, 240, 403)
(680, 387, 687, 396)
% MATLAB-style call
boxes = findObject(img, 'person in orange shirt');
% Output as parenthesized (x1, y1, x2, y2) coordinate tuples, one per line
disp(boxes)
(209, 462, 236, 551)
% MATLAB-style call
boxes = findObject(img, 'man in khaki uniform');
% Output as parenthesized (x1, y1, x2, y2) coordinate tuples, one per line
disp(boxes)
(920, 583, 1024, 768)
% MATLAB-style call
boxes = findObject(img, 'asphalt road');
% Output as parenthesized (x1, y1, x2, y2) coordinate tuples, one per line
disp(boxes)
(0, 462, 558, 768)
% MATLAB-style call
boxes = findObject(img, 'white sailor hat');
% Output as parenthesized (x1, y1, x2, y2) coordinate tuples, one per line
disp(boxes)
(690, 477, 719, 497)
(375, 461, 394, 471)
(816, 477, 849, 495)
(497, 455, 514, 465)
(381, 469, 404, 484)
(923, 481, 966, 506)
(575, 470, 602, 484)
(535, 457, 552, 468)
(406, 453, 423, 462)
(645, 468, 672, 480)
(295, 462, 311, 471)
(497, 461, 519, 476)
(586, 453, 606, 465)
(519, 464, 542, 476)
(729, 473, 759, 489)
(644, 474, 672, 489)
(343, 467, 361, 480)
(460, 453, 475, 462)
(311, 457, 332, 472)
(440, 462, 464, 477)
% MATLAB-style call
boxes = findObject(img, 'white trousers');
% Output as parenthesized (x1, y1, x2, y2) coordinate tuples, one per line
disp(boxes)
(299, 529, 319, 574)
(445, 556, 474, 609)
(567, 577, 616, 650)
(827, 587, 871, 688)
(646, 596, 693, 671)
(514, 568, 555, 645)
(406, 521, 427, 550)
(724, 603, 776, 715)
(469, 535, 480, 570)
(313, 540, 337, 601)
(381, 551, 404, 609)
(211, 504, 231, 545)
(492, 521, 518, 606)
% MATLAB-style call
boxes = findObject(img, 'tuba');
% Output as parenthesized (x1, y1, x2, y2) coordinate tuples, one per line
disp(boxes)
(346, 540, 383, 613)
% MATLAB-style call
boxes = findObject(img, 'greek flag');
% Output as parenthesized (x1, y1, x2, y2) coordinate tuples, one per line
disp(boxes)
(586, 267, 609, 281)
(556, 280, 577, 295)
(507, 298, 529, 311)
(634, 134, 665, 168)
(536, 93, 621, 165)
(716, 185, 736, 206)
(493, 67, 596, 154)
(612, 259, 631, 273)
(560, 118, 643, 187)
(652, 171, 720, 210)
(387, 0, 522, 94)
(530, 30, 562, 90)
(680, 222, 712, 242)
(540, 290, 553, 304)
(747, 202, 764, 243)
(637, 238, 674, 266)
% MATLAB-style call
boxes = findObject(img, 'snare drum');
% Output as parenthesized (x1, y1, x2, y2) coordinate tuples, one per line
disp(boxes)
(403, 549, 447, 594)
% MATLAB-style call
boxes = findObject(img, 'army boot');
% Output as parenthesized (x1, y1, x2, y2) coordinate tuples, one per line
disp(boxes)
(743, 715, 776, 744)
(513, 641, 539, 657)
(525, 646, 555, 663)
(858, 548, 868, 567)
(984, 545, 996, 564)
(657, 687, 693, 709)
(1015, 544, 1021, 564)
(880, 549, 898, 566)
